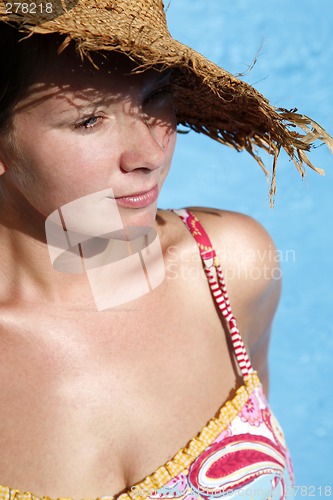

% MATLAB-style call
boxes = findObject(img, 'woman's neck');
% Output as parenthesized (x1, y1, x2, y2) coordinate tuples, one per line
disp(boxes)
(0, 217, 95, 308)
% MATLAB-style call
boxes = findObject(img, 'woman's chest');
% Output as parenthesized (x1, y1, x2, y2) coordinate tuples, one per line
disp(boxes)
(0, 296, 239, 498)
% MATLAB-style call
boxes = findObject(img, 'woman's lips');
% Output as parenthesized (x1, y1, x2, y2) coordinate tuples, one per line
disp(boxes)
(114, 185, 158, 209)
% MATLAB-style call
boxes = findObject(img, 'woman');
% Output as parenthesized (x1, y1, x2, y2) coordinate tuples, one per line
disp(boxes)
(0, 1, 331, 499)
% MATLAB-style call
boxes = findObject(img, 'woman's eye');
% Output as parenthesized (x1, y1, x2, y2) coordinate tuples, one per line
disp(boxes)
(74, 115, 102, 130)
(144, 86, 172, 106)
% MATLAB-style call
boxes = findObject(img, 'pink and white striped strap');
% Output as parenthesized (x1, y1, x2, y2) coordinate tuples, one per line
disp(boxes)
(173, 209, 253, 378)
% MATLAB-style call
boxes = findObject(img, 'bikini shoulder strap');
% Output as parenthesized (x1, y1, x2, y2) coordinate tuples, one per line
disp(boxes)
(172, 208, 254, 378)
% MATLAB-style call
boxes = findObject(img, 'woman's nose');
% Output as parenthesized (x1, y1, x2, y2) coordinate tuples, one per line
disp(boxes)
(119, 113, 167, 173)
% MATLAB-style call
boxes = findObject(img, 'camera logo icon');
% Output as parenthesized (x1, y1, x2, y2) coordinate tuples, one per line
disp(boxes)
(45, 188, 165, 310)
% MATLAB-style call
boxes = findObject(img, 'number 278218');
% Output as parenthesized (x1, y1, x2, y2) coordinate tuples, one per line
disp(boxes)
(5, 3, 53, 14)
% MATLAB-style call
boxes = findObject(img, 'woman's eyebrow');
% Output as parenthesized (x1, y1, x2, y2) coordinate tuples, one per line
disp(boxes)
(54, 93, 120, 113)
(46, 69, 174, 116)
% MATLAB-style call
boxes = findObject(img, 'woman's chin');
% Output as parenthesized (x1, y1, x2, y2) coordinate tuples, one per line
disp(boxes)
(117, 204, 158, 232)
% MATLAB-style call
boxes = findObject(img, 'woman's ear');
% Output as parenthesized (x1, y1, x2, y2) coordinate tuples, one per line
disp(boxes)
(0, 139, 9, 176)
(0, 155, 7, 175)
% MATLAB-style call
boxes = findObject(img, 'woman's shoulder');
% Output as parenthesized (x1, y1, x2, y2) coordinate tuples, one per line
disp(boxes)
(158, 206, 278, 278)
(188, 206, 270, 242)
(157, 207, 281, 356)
(185, 206, 282, 317)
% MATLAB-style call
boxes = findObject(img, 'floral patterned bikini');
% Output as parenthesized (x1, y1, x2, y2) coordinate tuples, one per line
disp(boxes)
(0, 209, 294, 500)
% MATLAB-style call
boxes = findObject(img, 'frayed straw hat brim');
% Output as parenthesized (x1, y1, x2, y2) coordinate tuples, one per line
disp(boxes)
(1, 0, 332, 203)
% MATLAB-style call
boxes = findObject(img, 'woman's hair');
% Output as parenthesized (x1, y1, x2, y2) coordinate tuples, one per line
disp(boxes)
(0, 24, 62, 134)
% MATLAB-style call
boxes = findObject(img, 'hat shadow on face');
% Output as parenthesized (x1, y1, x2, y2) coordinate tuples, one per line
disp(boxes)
(0, 43, 177, 247)
(14, 45, 177, 136)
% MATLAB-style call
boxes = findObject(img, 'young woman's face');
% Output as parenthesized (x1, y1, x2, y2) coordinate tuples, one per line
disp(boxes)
(0, 47, 177, 232)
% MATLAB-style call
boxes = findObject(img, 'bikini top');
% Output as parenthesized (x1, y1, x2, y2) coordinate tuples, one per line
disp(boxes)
(0, 209, 295, 500)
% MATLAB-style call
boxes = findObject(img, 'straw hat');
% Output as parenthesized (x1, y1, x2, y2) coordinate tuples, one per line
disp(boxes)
(1, 0, 332, 203)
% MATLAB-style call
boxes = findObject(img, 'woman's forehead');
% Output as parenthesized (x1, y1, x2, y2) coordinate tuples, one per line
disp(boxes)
(34, 48, 170, 91)
(13, 49, 172, 116)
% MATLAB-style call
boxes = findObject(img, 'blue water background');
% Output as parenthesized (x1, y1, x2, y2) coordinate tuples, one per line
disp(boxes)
(160, 0, 333, 488)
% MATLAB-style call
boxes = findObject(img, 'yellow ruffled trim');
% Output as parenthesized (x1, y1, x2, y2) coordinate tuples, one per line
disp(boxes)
(0, 372, 261, 500)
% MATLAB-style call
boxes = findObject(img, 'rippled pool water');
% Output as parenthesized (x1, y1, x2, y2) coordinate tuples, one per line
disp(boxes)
(160, 0, 333, 489)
